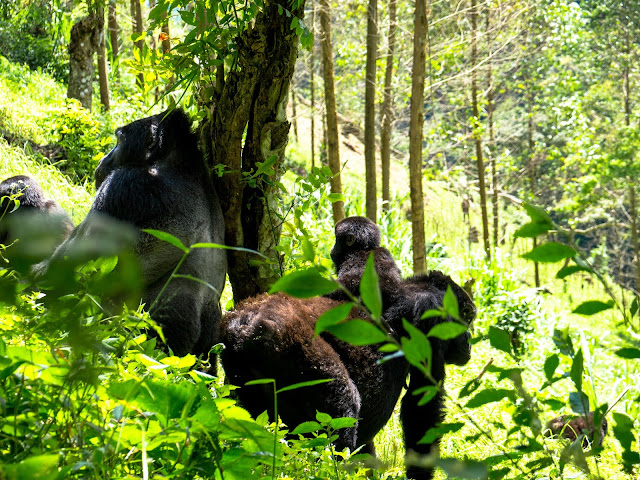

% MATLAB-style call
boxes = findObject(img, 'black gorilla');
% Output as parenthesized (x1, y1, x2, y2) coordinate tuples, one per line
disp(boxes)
(0, 175, 74, 265)
(221, 217, 474, 480)
(48, 109, 227, 357)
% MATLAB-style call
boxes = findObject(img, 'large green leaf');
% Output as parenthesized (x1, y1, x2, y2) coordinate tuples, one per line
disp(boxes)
(143, 228, 188, 252)
(465, 388, 516, 408)
(488, 326, 512, 355)
(523, 202, 554, 225)
(544, 354, 559, 381)
(556, 264, 591, 279)
(428, 322, 467, 340)
(360, 253, 382, 319)
(521, 242, 576, 263)
(442, 286, 459, 319)
(326, 319, 386, 346)
(570, 348, 583, 392)
(572, 300, 613, 316)
(514, 222, 552, 238)
(419, 422, 465, 444)
(315, 303, 354, 335)
(616, 347, 640, 359)
(269, 268, 338, 298)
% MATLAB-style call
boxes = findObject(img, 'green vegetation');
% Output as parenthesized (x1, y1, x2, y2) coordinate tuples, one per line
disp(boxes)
(1, 0, 639, 478)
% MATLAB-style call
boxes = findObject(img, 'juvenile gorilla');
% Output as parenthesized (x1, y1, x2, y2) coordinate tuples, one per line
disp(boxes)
(221, 217, 474, 480)
(49, 109, 227, 357)
(0, 175, 73, 265)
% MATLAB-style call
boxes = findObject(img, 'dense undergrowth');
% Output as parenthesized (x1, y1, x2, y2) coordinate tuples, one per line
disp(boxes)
(0, 56, 639, 479)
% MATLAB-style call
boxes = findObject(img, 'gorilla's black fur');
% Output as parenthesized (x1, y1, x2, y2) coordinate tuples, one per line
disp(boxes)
(0, 175, 73, 262)
(221, 217, 475, 480)
(49, 109, 227, 357)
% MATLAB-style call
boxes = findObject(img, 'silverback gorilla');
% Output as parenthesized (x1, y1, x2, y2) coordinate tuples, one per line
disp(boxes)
(221, 217, 474, 480)
(48, 109, 227, 357)
(0, 175, 74, 266)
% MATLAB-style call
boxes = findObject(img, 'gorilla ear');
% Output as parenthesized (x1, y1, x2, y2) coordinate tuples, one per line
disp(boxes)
(346, 234, 356, 247)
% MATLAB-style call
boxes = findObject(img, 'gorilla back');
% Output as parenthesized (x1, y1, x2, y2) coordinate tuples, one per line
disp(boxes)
(55, 109, 226, 357)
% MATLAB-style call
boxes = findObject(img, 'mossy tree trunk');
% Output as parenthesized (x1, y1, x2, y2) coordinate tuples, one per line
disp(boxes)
(380, 0, 396, 212)
(200, 1, 304, 303)
(97, 6, 110, 111)
(67, 15, 99, 110)
(364, 0, 378, 222)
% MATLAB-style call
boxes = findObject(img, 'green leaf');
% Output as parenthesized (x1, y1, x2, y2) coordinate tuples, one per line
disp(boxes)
(245, 378, 275, 386)
(419, 422, 465, 444)
(572, 300, 613, 316)
(544, 354, 559, 381)
(442, 286, 460, 319)
(569, 391, 589, 415)
(143, 229, 188, 252)
(428, 322, 467, 340)
(269, 268, 338, 298)
(514, 222, 552, 238)
(0, 454, 61, 480)
(360, 253, 382, 319)
(612, 412, 635, 450)
(277, 378, 333, 394)
(465, 388, 515, 408)
(301, 236, 315, 262)
(326, 193, 346, 203)
(326, 319, 386, 346)
(316, 411, 332, 424)
(488, 326, 512, 355)
(523, 202, 554, 225)
(291, 421, 322, 434)
(521, 242, 577, 263)
(330, 417, 358, 430)
(401, 319, 432, 372)
(315, 303, 354, 335)
(570, 348, 583, 392)
(556, 265, 591, 279)
(413, 385, 439, 406)
(435, 458, 488, 479)
(615, 347, 640, 359)
(631, 297, 639, 318)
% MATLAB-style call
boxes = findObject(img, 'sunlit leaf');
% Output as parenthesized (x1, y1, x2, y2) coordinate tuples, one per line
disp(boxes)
(522, 242, 576, 263)
(269, 268, 338, 298)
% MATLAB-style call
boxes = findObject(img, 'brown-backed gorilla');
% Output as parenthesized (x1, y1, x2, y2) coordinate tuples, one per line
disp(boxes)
(0, 175, 74, 267)
(221, 217, 475, 480)
(47, 109, 227, 357)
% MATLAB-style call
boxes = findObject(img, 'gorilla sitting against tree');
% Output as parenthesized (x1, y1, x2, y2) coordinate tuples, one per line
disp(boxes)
(45, 109, 227, 358)
(221, 216, 474, 480)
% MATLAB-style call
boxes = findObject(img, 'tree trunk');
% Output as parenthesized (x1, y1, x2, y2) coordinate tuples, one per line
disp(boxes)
(409, 0, 428, 274)
(97, 7, 110, 111)
(291, 83, 299, 141)
(133, 0, 144, 89)
(108, 0, 119, 58)
(310, 1, 316, 170)
(487, 8, 498, 249)
(380, 0, 396, 212)
(528, 99, 540, 288)
(364, 0, 378, 222)
(319, 0, 345, 224)
(471, 0, 490, 260)
(161, 16, 171, 53)
(200, 1, 304, 303)
(68, 15, 99, 110)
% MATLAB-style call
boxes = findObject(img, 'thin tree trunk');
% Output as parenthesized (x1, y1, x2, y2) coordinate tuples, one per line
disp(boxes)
(624, 49, 640, 302)
(409, 0, 428, 274)
(471, 0, 490, 260)
(487, 8, 498, 249)
(310, 1, 316, 170)
(200, 1, 304, 303)
(291, 85, 299, 141)
(380, 0, 396, 212)
(319, 0, 345, 223)
(161, 17, 171, 53)
(528, 100, 540, 288)
(364, 0, 378, 222)
(108, 0, 119, 58)
(133, 0, 144, 89)
(97, 7, 110, 110)
(68, 15, 99, 110)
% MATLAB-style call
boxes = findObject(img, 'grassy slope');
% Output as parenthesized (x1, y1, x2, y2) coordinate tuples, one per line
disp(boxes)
(1, 57, 637, 479)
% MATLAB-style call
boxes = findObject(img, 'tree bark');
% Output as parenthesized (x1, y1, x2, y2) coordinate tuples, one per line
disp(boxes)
(319, 0, 345, 224)
(68, 15, 99, 110)
(528, 99, 540, 288)
(487, 7, 498, 249)
(471, 0, 490, 260)
(380, 0, 396, 212)
(364, 0, 378, 222)
(108, 0, 119, 58)
(133, 0, 144, 89)
(310, 2, 316, 170)
(409, 0, 428, 274)
(97, 7, 110, 111)
(291, 82, 299, 141)
(200, 1, 304, 303)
